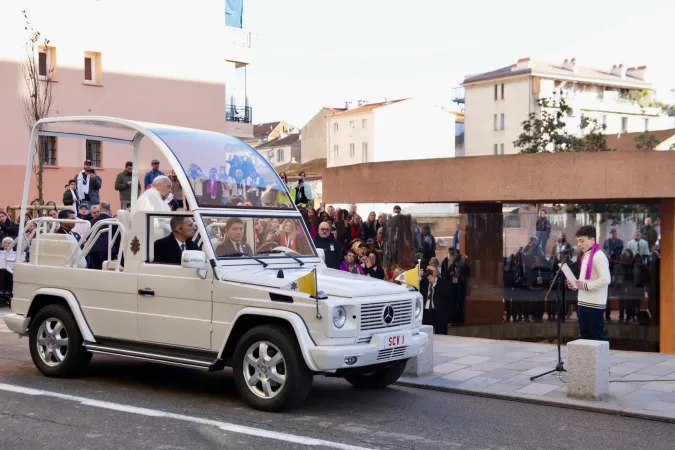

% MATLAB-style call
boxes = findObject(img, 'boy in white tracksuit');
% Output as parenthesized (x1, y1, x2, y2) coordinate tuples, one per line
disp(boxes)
(567, 225, 611, 340)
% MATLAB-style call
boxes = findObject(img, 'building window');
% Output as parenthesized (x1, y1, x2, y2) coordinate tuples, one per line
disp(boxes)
(277, 149, 284, 162)
(362, 118, 367, 128)
(85, 140, 102, 167)
(349, 120, 355, 129)
(38, 46, 57, 80)
(493, 144, 498, 155)
(39, 136, 57, 166)
(333, 145, 338, 157)
(362, 142, 368, 162)
(500, 143, 504, 155)
(84, 51, 102, 85)
(493, 114, 498, 131)
(494, 85, 498, 101)
(602, 115, 607, 129)
(349, 143, 355, 156)
(621, 117, 628, 132)
(500, 114, 505, 130)
(333, 123, 339, 132)
(644, 118, 649, 132)
(501, 83, 504, 100)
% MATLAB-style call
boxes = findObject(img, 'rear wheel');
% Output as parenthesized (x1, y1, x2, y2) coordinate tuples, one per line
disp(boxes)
(29, 304, 91, 378)
(233, 325, 313, 411)
(345, 360, 407, 389)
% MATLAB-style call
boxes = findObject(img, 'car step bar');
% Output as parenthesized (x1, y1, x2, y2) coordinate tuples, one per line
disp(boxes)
(84, 343, 220, 371)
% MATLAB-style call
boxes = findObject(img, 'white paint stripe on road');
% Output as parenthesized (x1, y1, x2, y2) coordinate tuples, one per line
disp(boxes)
(0, 383, 374, 449)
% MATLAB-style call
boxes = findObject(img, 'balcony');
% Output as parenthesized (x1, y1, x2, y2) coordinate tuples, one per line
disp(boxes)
(452, 86, 465, 104)
(226, 104, 252, 123)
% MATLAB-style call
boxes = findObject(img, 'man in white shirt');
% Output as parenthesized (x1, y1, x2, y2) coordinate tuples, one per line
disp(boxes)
(567, 225, 610, 341)
(135, 175, 173, 236)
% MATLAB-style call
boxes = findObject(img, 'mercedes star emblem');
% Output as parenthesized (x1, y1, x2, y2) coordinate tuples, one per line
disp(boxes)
(382, 304, 395, 324)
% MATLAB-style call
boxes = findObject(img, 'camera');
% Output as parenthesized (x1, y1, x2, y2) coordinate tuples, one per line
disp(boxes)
(423, 269, 434, 278)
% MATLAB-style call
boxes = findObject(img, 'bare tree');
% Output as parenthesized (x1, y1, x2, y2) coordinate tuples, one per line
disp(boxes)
(21, 9, 53, 205)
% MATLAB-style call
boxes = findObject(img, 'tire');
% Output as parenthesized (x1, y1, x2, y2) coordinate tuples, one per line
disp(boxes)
(29, 304, 92, 378)
(345, 360, 407, 389)
(233, 324, 313, 411)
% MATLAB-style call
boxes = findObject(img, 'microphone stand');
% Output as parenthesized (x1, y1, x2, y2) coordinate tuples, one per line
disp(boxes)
(530, 251, 569, 381)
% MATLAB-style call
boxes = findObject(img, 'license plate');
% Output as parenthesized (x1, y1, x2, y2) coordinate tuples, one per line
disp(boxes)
(380, 333, 407, 350)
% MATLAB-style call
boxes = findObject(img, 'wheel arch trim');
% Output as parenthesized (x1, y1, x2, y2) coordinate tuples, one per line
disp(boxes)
(29, 288, 96, 343)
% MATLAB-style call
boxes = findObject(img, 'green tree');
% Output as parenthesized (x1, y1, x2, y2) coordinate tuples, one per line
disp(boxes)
(634, 132, 660, 150)
(514, 98, 611, 154)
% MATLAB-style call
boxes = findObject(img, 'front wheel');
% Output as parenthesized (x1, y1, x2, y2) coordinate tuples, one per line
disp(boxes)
(28, 304, 92, 378)
(345, 360, 407, 389)
(233, 325, 313, 411)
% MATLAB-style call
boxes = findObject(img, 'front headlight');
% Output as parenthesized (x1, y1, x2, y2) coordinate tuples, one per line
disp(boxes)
(415, 297, 422, 318)
(332, 306, 347, 328)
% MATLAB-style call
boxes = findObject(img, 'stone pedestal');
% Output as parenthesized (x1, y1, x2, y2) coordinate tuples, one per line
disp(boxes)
(404, 325, 434, 377)
(567, 339, 610, 400)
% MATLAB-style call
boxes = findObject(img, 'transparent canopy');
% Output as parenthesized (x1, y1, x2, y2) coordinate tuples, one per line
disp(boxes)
(152, 127, 294, 209)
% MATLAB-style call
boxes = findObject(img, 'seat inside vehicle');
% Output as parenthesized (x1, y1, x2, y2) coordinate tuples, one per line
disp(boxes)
(29, 233, 87, 268)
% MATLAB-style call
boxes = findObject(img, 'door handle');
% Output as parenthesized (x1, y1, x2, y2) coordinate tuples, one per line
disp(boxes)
(138, 288, 155, 297)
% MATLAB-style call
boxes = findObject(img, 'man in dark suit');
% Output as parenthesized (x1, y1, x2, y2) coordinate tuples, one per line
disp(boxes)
(215, 217, 252, 256)
(88, 202, 119, 270)
(56, 209, 81, 241)
(154, 216, 199, 265)
(420, 263, 451, 335)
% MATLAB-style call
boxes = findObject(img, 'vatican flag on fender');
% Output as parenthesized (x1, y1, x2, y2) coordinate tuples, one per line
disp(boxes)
(283, 268, 317, 297)
(396, 265, 420, 290)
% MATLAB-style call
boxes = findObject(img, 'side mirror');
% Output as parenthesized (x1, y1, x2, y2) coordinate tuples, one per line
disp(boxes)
(182, 250, 208, 269)
(316, 248, 326, 261)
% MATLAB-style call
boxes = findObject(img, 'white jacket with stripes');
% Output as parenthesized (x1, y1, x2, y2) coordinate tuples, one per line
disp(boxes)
(577, 249, 611, 309)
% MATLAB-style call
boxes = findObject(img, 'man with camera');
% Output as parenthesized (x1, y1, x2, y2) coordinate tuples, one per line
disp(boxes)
(420, 263, 451, 335)
(75, 160, 102, 205)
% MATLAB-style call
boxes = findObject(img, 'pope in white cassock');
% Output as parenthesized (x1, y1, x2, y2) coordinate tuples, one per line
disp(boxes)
(134, 175, 173, 237)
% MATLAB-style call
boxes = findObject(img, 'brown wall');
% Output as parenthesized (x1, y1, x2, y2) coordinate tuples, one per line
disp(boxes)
(323, 151, 675, 204)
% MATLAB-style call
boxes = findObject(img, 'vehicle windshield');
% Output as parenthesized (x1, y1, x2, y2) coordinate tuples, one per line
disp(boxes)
(199, 215, 317, 258)
(151, 126, 294, 209)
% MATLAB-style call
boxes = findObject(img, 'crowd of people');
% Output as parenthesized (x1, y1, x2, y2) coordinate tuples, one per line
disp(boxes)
(504, 210, 661, 326)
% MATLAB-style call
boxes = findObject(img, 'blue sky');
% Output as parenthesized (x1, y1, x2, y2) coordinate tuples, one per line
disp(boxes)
(245, 0, 675, 128)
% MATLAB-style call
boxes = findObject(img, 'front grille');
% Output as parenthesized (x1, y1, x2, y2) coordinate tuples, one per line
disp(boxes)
(377, 346, 408, 362)
(360, 299, 413, 331)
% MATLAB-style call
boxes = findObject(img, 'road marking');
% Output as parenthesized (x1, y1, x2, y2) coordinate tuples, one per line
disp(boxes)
(0, 383, 374, 449)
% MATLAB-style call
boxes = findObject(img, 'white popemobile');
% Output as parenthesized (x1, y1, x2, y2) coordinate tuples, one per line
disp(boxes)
(3, 117, 427, 411)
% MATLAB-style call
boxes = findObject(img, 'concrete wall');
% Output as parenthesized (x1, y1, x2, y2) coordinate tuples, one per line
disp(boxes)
(323, 150, 675, 205)
(0, 0, 234, 208)
(301, 108, 331, 163)
(372, 98, 455, 162)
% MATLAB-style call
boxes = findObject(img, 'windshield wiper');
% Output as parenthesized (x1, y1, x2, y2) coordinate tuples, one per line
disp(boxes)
(219, 252, 268, 268)
(258, 249, 305, 266)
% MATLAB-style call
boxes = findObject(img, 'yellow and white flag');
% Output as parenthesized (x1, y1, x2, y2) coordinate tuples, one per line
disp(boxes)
(283, 269, 317, 297)
(395, 265, 420, 289)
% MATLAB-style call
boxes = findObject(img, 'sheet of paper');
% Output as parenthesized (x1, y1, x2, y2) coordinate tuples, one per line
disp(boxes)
(561, 263, 577, 288)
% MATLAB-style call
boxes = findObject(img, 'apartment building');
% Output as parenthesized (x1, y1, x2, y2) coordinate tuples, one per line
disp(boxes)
(459, 57, 675, 156)
(326, 98, 456, 168)
(300, 107, 346, 164)
(0, 0, 254, 208)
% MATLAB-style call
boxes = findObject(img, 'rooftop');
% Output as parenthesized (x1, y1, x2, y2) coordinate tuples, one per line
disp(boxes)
(256, 133, 300, 149)
(331, 99, 408, 118)
(463, 58, 651, 90)
(253, 121, 281, 139)
(275, 158, 327, 177)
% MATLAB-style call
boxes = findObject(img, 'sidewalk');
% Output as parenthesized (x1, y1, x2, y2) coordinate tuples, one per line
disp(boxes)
(399, 335, 675, 422)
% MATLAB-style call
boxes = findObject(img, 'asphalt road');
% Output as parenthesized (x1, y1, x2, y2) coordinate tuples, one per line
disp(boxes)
(1, 306, 674, 450)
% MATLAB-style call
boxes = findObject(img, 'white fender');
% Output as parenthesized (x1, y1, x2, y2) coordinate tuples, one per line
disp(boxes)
(29, 288, 96, 343)
(218, 307, 319, 371)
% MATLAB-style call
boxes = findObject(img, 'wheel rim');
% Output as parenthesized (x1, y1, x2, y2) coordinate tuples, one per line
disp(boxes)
(243, 341, 286, 400)
(36, 317, 69, 367)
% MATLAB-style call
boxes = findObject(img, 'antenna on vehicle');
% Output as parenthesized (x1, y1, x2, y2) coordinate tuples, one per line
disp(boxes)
(277, 269, 284, 278)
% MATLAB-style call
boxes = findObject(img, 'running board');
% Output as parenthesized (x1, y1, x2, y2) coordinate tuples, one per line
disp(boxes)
(84, 343, 223, 371)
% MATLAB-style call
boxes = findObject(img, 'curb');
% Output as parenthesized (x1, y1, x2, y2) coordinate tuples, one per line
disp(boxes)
(395, 380, 675, 424)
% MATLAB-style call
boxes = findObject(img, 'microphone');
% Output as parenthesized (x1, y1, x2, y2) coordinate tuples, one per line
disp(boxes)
(559, 246, 578, 255)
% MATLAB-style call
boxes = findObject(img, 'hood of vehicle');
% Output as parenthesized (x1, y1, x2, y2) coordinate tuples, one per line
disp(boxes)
(219, 265, 409, 298)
